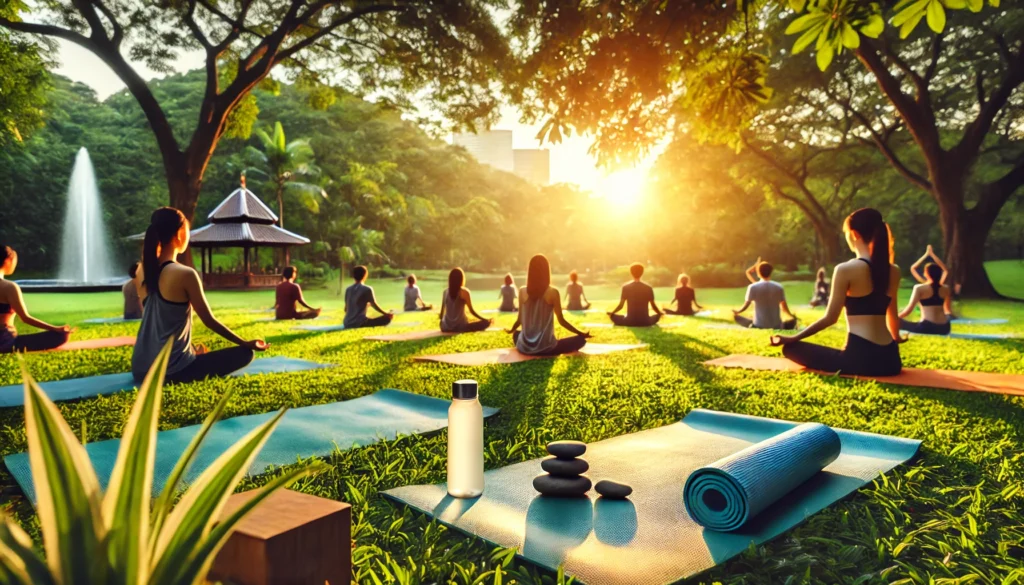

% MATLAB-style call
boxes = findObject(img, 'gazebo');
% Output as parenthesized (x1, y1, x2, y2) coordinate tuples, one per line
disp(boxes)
(191, 178, 310, 289)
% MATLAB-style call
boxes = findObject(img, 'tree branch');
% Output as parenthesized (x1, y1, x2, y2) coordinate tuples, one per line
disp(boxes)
(923, 34, 942, 84)
(277, 3, 407, 62)
(955, 47, 1024, 162)
(91, 0, 123, 47)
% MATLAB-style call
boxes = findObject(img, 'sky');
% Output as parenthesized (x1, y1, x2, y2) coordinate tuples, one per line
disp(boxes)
(51, 39, 662, 198)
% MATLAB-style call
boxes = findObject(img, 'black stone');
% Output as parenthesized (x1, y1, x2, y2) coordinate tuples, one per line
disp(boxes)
(546, 440, 587, 459)
(594, 480, 632, 499)
(541, 456, 589, 477)
(533, 474, 592, 497)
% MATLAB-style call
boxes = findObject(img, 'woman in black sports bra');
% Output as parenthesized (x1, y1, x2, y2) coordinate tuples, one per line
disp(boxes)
(898, 262, 951, 335)
(0, 245, 74, 353)
(770, 208, 903, 376)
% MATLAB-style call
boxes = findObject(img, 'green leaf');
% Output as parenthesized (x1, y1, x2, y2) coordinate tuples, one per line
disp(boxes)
(926, 0, 946, 32)
(792, 24, 824, 54)
(102, 340, 172, 585)
(788, 0, 808, 11)
(20, 359, 107, 584)
(816, 19, 833, 51)
(892, 0, 928, 26)
(785, 12, 826, 34)
(0, 516, 55, 585)
(988, 0, 998, 6)
(859, 14, 885, 38)
(816, 42, 835, 71)
(841, 23, 861, 49)
(943, 0, 967, 8)
(899, 10, 926, 38)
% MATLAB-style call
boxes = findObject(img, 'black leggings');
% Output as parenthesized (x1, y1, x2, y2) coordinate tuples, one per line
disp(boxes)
(610, 313, 661, 327)
(513, 332, 587, 356)
(443, 320, 492, 334)
(1, 330, 71, 353)
(782, 333, 901, 376)
(166, 346, 255, 384)
(566, 301, 591, 311)
(347, 314, 395, 329)
(734, 315, 797, 330)
(899, 318, 951, 335)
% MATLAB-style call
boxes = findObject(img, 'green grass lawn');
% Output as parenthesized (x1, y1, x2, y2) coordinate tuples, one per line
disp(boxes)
(2, 263, 1023, 583)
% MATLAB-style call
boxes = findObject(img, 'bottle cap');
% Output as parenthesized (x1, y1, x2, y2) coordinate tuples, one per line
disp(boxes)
(452, 379, 478, 400)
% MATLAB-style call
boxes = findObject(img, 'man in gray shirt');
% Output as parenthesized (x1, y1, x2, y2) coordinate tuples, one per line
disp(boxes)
(608, 263, 662, 327)
(343, 265, 394, 329)
(733, 260, 797, 329)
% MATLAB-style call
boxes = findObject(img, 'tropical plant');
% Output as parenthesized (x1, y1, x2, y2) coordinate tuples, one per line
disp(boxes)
(0, 342, 318, 584)
(245, 121, 326, 230)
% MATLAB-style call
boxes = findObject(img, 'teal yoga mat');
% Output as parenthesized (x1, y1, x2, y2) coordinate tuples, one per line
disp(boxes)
(6, 389, 499, 504)
(903, 331, 1017, 340)
(294, 324, 346, 332)
(384, 409, 920, 585)
(950, 318, 1008, 325)
(82, 317, 141, 324)
(0, 356, 331, 408)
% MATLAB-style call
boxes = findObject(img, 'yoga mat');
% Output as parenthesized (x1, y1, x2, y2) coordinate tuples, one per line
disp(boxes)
(5, 389, 500, 505)
(294, 324, 345, 332)
(904, 331, 1017, 341)
(704, 354, 1024, 397)
(583, 322, 687, 329)
(0, 356, 333, 408)
(384, 409, 920, 585)
(365, 327, 501, 342)
(82, 317, 141, 324)
(950, 318, 1008, 325)
(412, 343, 646, 366)
(46, 336, 136, 352)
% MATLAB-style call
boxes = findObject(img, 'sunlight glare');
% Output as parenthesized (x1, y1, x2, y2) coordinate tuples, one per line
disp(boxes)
(593, 167, 649, 211)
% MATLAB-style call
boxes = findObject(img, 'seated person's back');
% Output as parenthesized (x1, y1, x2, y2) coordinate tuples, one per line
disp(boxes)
(746, 279, 786, 329)
(123, 262, 143, 319)
(404, 284, 421, 311)
(275, 280, 301, 319)
(623, 280, 654, 321)
(499, 283, 517, 312)
(674, 285, 695, 315)
(343, 281, 373, 328)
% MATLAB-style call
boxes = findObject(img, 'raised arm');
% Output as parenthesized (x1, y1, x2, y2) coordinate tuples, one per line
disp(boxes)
(773, 266, 846, 345)
(745, 257, 762, 284)
(927, 246, 950, 285)
(909, 250, 930, 283)
(7, 285, 67, 332)
(184, 270, 265, 350)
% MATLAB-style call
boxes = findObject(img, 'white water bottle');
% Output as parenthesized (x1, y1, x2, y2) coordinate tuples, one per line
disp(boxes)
(447, 379, 484, 498)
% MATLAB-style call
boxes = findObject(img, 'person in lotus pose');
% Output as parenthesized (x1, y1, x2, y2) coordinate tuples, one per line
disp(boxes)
(343, 265, 394, 329)
(0, 245, 73, 353)
(404, 274, 433, 312)
(910, 245, 958, 320)
(733, 260, 797, 329)
(564, 270, 591, 311)
(440, 267, 493, 333)
(508, 254, 591, 355)
(608, 263, 661, 327)
(809, 267, 829, 308)
(275, 266, 321, 320)
(498, 273, 518, 312)
(898, 262, 951, 335)
(132, 207, 267, 384)
(663, 273, 703, 316)
(770, 207, 903, 376)
(124, 262, 144, 320)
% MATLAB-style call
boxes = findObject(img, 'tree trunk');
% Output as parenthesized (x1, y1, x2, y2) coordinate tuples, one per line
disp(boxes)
(938, 199, 1000, 298)
(166, 167, 204, 267)
(277, 183, 285, 229)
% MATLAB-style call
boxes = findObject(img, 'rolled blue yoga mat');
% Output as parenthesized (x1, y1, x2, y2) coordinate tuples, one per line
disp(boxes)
(684, 423, 841, 532)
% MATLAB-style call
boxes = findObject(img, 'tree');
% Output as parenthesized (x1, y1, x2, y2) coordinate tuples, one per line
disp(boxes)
(0, 0, 511, 227)
(0, 28, 50, 147)
(245, 121, 324, 230)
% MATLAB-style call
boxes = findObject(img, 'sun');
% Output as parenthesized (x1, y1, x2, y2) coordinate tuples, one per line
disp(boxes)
(593, 167, 649, 211)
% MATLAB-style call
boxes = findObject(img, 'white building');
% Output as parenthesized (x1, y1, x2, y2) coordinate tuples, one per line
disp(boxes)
(453, 130, 514, 172)
(513, 149, 551, 185)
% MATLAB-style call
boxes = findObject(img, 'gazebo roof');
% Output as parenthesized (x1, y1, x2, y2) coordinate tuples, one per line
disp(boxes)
(189, 222, 310, 248)
(207, 184, 278, 225)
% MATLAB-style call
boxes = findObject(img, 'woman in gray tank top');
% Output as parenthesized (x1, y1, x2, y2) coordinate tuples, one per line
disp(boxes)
(440, 267, 492, 333)
(497, 273, 518, 312)
(564, 270, 591, 311)
(508, 254, 590, 355)
(132, 207, 268, 384)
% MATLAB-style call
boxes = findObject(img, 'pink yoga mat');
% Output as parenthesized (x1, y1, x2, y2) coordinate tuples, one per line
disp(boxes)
(413, 343, 647, 366)
(364, 328, 501, 342)
(43, 336, 136, 353)
(704, 354, 1024, 397)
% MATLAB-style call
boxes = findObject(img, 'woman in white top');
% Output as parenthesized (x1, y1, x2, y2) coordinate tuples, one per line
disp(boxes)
(403, 274, 433, 312)
(508, 254, 591, 355)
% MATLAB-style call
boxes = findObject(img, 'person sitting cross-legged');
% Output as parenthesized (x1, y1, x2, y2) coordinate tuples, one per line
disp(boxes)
(497, 273, 518, 312)
(404, 274, 433, 312)
(663, 273, 703, 316)
(0, 245, 73, 354)
(733, 260, 797, 330)
(123, 261, 144, 320)
(564, 270, 592, 311)
(898, 262, 951, 335)
(343, 265, 394, 329)
(440, 267, 493, 333)
(508, 254, 591, 355)
(608, 262, 662, 327)
(275, 266, 321, 321)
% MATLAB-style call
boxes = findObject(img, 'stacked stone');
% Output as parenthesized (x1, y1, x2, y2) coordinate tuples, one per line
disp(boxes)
(533, 441, 591, 497)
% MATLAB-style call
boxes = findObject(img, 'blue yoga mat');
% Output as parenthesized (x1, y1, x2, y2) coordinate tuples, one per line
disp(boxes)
(82, 317, 141, 324)
(6, 389, 499, 504)
(0, 356, 332, 408)
(384, 409, 919, 585)
(904, 331, 1017, 340)
(950, 318, 1008, 325)
(294, 324, 346, 332)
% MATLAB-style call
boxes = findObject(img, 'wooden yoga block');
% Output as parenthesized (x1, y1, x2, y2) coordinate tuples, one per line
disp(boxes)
(209, 489, 351, 585)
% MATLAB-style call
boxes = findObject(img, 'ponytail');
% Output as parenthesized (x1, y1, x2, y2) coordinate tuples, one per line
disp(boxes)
(142, 207, 187, 288)
(448, 268, 464, 300)
(845, 207, 892, 294)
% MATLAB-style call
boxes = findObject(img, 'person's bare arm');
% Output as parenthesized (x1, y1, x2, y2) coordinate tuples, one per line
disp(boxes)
(898, 286, 920, 319)
(734, 300, 752, 315)
(745, 257, 761, 284)
(773, 266, 846, 345)
(887, 265, 904, 341)
(505, 289, 523, 334)
(608, 288, 626, 315)
(184, 271, 265, 349)
(780, 299, 796, 319)
(296, 287, 317, 310)
(943, 288, 953, 315)
(368, 288, 389, 315)
(649, 289, 662, 316)
(550, 289, 589, 336)
(7, 285, 66, 332)
(927, 245, 951, 285)
(910, 250, 929, 283)
(463, 289, 490, 322)
(438, 292, 447, 323)
(693, 291, 703, 311)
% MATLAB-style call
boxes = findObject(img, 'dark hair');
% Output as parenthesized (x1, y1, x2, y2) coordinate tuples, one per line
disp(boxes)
(407, 274, 416, 286)
(527, 254, 551, 298)
(679, 273, 689, 287)
(844, 207, 892, 294)
(142, 207, 187, 287)
(1, 245, 16, 265)
(816, 267, 826, 283)
(924, 262, 943, 286)
(448, 267, 465, 299)
(504, 273, 513, 286)
(128, 262, 140, 279)
(283, 266, 296, 280)
(352, 265, 368, 281)
(757, 262, 774, 278)
(569, 270, 579, 283)
(629, 263, 644, 279)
